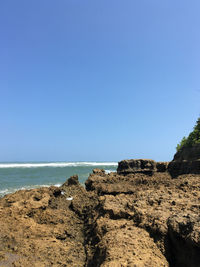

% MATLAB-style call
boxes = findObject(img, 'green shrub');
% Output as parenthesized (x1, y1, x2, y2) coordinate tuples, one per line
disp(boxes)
(176, 117, 200, 151)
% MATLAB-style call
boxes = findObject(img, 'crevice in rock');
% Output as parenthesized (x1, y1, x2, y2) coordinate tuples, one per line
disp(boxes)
(167, 224, 200, 267)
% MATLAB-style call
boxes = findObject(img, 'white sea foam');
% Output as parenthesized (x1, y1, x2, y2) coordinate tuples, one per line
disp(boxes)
(54, 183, 62, 187)
(105, 169, 115, 174)
(0, 162, 118, 168)
(0, 189, 9, 194)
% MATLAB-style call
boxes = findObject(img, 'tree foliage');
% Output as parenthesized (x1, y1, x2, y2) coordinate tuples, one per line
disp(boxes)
(176, 117, 200, 151)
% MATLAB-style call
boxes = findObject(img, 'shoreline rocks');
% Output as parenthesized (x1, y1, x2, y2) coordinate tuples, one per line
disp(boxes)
(84, 169, 200, 267)
(1, 160, 200, 266)
(168, 144, 200, 177)
(173, 143, 200, 161)
(168, 159, 200, 177)
(116, 156, 200, 178)
(117, 159, 169, 175)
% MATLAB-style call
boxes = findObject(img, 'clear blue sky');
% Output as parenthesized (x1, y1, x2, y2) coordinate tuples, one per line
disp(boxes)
(0, 0, 199, 162)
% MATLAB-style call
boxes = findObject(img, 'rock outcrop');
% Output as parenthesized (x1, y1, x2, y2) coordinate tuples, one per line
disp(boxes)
(117, 159, 156, 175)
(1, 164, 200, 266)
(115, 148, 200, 178)
(168, 144, 200, 177)
(0, 178, 97, 267)
(117, 159, 168, 175)
(168, 159, 200, 178)
(173, 143, 200, 161)
(85, 170, 200, 267)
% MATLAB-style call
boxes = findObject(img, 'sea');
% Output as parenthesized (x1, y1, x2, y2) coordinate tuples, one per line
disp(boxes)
(0, 162, 118, 198)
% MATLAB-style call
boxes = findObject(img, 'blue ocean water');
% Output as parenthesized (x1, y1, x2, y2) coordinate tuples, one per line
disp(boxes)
(0, 162, 117, 197)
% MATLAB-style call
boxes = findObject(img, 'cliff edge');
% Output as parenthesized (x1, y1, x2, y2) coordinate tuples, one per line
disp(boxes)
(168, 117, 200, 177)
(168, 144, 200, 177)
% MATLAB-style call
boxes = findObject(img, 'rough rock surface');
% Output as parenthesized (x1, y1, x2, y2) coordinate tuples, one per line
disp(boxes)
(117, 159, 157, 175)
(168, 144, 200, 177)
(85, 171, 200, 267)
(0, 179, 97, 267)
(117, 159, 169, 175)
(168, 159, 200, 177)
(173, 143, 200, 161)
(1, 166, 200, 266)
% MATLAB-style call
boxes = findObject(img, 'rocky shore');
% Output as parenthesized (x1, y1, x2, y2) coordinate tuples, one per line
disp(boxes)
(1, 149, 200, 266)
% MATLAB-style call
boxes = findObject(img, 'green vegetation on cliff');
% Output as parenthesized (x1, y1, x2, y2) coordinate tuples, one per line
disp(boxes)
(176, 117, 200, 151)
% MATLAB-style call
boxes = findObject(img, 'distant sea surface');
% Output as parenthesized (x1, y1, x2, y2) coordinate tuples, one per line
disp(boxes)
(0, 162, 117, 197)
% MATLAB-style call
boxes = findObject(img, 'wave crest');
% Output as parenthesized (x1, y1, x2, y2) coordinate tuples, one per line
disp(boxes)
(0, 162, 118, 168)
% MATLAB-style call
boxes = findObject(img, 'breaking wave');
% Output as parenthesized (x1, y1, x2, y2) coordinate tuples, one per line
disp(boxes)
(0, 162, 118, 168)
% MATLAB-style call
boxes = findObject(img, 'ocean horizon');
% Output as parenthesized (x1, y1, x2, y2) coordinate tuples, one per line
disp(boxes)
(0, 161, 118, 197)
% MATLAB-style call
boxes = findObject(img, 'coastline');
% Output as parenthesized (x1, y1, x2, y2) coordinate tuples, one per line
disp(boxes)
(0, 159, 200, 266)
(0, 161, 117, 198)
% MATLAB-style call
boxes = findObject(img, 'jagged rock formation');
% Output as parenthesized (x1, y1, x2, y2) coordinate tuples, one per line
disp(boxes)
(170, 116, 200, 177)
(174, 143, 200, 161)
(85, 170, 200, 267)
(0, 164, 200, 266)
(117, 159, 168, 175)
(168, 159, 200, 178)
(0, 180, 97, 266)
(115, 151, 200, 179)
(168, 144, 200, 177)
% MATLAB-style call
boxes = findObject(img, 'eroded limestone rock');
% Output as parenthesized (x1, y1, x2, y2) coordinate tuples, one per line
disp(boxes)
(1, 165, 200, 266)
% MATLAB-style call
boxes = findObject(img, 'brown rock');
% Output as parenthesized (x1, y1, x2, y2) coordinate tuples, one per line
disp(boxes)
(93, 168, 105, 174)
(168, 213, 200, 267)
(173, 143, 200, 161)
(117, 159, 156, 175)
(156, 162, 169, 172)
(0, 185, 86, 266)
(84, 168, 200, 266)
(168, 144, 200, 177)
(168, 160, 200, 177)
(67, 174, 79, 185)
(90, 218, 169, 266)
(1, 159, 200, 266)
